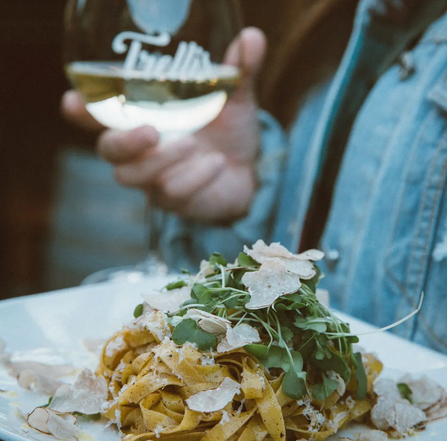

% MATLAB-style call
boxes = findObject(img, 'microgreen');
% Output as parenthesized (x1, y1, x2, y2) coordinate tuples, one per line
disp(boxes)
(353, 352, 367, 400)
(135, 244, 422, 405)
(397, 383, 413, 403)
(41, 396, 54, 408)
(166, 280, 188, 290)
(133, 304, 144, 318)
(237, 252, 259, 268)
(282, 370, 307, 399)
(209, 253, 227, 267)
(294, 316, 328, 333)
(250, 345, 303, 373)
(172, 319, 217, 351)
(279, 327, 294, 347)
(244, 344, 269, 359)
(191, 284, 213, 304)
(73, 412, 102, 421)
(312, 373, 339, 401)
(312, 351, 351, 384)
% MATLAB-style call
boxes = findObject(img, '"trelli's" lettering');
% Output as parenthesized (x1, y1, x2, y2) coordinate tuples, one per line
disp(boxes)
(112, 31, 213, 81)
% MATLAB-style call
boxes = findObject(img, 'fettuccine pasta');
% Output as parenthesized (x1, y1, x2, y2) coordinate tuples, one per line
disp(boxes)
(97, 315, 382, 441)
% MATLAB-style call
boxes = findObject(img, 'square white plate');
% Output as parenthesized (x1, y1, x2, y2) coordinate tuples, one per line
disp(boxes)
(0, 278, 446, 441)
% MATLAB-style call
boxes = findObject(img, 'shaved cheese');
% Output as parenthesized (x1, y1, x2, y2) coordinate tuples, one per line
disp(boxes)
(243, 240, 323, 278)
(200, 260, 215, 277)
(27, 408, 80, 440)
(10, 362, 74, 378)
(217, 324, 260, 353)
(244, 240, 300, 262)
(371, 396, 426, 435)
(374, 379, 403, 401)
(142, 286, 191, 313)
(105, 335, 126, 357)
(17, 369, 64, 395)
(139, 310, 172, 340)
(242, 259, 302, 309)
(50, 368, 107, 414)
(424, 387, 447, 422)
(399, 374, 445, 410)
(327, 371, 345, 397)
(184, 309, 230, 335)
(186, 377, 241, 412)
(296, 249, 325, 261)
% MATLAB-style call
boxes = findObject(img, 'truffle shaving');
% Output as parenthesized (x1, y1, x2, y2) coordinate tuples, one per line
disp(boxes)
(49, 368, 107, 414)
(186, 377, 241, 412)
(27, 408, 80, 440)
(242, 259, 302, 309)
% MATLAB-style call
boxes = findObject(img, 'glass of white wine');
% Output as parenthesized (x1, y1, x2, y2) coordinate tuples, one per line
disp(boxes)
(63, 0, 243, 282)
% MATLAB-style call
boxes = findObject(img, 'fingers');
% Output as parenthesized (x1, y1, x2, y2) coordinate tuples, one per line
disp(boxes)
(61, 90, 106, 132)
(225, 27, 267, 101)
(97, 126, 159, 164)
(156, 163, 257, 223)
(114, 137, 197, 187)
(154, 152, 226, 205)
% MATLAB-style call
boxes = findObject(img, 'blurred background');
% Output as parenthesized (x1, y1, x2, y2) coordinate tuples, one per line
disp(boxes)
(0, 0, 355, 300)
(0, 0, 291, 299)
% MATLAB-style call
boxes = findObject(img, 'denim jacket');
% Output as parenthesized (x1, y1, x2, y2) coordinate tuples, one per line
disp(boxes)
(160, 0, 447, 352)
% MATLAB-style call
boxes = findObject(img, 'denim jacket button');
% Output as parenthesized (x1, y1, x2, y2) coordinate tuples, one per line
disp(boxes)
(325, 249, 340, 270)
(398, 51, 415, 81)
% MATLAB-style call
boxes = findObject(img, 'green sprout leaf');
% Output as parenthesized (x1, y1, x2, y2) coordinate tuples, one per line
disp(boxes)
(133, 304, 144, 318)
(172, 319, 217, 351)
(263, 346, 291, 372)
(192, 284, 213, 305)
(397, 383, 413, 403)
(354, 352, 367, 400)
(209, 253, 227, 267)
(244, 344, 270, 360)
(302, 267, 321, 292)
(283, 370, 307, 400)
(237, 252, 259, 268)
(313, 351, 351, 384)
(165, 280, 188, 290)
(41, 396, 53, 408)
(73, 412, 102, 421)
(294, 316, 327, 333)
(222, 293, 239, 309)
(312, 373, 339, 401)
(259, 346, 304, 375)
(277, 293, 307, 310)
(315, 334, 332, 360)
(278, 327, 294, 348)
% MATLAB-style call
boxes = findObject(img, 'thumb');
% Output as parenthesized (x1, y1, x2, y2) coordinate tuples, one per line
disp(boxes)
(224, 27, 267, 103)
(61, 90, 106, 132)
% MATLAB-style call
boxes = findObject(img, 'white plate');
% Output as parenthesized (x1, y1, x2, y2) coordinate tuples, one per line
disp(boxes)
(0, 278, 446, 441)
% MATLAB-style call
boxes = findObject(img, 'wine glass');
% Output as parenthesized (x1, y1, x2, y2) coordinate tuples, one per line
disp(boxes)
(63, 0, 243, 283)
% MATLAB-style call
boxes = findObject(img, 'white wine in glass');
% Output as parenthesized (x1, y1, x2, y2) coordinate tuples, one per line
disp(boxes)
(64, 0, 243, 281)
(66, 61, 240, 137)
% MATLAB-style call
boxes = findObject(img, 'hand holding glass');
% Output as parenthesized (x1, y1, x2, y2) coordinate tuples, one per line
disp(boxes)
(64, 0, 243, 282)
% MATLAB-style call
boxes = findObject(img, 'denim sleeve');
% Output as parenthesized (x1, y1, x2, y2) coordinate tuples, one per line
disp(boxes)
(159, 110, 287, 272)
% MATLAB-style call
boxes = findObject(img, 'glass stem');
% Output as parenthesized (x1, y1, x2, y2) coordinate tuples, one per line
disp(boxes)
(143, 198, 169, 275)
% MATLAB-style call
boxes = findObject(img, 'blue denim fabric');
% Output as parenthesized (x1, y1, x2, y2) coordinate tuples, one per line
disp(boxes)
(161, 0, 447, 352)
(320, 13, 447, 353)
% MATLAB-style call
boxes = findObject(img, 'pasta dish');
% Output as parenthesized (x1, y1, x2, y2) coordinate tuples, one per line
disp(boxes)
(3, 241, 444, 441)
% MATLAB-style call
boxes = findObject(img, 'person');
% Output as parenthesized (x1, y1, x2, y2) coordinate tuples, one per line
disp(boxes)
(62, 0, 447, 353)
